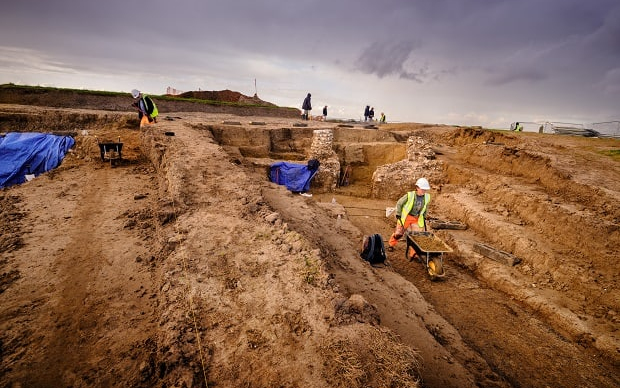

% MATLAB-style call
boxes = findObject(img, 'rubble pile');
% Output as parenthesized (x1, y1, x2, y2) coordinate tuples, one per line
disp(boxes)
(371, 136, 444, 199)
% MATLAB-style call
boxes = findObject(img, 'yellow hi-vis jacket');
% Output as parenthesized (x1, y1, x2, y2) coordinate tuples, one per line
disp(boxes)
(398, 192, 431, 228)
(140, 95, 159, 118)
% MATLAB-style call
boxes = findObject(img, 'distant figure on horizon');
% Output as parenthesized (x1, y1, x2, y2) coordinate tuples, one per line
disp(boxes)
(512, 122, 523, 132)
(131, 89, 158, 128)
(323, 105, 328, 121)
(364, 105, 370, 122)
(369, 107, 375, 121)
(302, 93, 312, 120)
(380, 112, 386, 123)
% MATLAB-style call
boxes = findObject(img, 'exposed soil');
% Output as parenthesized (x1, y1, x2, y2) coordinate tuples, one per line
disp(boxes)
(1, 89, 619, 388)
(176, 90, 277, 107)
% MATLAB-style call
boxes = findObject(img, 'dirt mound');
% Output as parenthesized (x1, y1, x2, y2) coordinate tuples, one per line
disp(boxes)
(178, 89, 277, 106)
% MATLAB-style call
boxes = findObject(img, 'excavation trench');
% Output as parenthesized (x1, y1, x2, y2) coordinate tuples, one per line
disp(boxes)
(1, 107, 618, 388)
(210, 122, 620, 387)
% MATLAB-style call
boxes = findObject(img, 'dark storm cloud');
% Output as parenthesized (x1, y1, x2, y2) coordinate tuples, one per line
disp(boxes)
(481, 1, 620, 89)
(356, 41, 430, 82)
(487, 68, 547, 86)
(4, 0, 615, 78)
(474, 0, 619, 86)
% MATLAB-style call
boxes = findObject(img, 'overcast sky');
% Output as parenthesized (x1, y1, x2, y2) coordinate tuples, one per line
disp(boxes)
(1, 0, 619, 128)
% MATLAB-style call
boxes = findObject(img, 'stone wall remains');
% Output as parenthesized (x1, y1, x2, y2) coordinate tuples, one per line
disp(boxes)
(309, 129, 340, 192)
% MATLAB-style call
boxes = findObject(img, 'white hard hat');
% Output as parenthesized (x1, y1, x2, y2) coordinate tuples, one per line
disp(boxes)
(415, 177, 430, 190)
(131, 89, 140, 98)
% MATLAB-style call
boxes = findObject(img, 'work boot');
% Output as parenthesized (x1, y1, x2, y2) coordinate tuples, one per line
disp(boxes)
(407, 246, 419, 261)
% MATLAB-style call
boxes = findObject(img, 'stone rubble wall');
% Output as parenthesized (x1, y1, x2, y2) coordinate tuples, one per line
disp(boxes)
(309, 129, 340, 192)
(371, 136, 444, 200)
(308, 131, 443, 198)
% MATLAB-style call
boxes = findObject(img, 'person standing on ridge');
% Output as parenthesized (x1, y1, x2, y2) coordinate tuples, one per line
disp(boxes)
(369, 107, 375, 121)
(387, 177, 431, 251)
(131, 89, 158, 127)
(512, 122, 523, 132)
(323, 105, 328, 121)
(364, 105, 370, 122)
(302, 93, 312, 120)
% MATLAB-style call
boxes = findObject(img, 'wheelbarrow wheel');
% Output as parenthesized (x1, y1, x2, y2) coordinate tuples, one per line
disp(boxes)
(428, 257, 444, 281)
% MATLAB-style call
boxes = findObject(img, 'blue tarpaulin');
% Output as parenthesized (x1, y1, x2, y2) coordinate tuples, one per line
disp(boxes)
(0, 132, 75, 189)
(269, 161, 318, 192)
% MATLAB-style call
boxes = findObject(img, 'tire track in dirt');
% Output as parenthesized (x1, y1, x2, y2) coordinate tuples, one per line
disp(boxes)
(1, 156, 159, 386)
(39, 167, 114, 384)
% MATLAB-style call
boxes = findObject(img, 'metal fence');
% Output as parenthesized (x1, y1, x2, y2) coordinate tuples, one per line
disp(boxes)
(510, 121, 555, 134)
(591, 121, 620, 138)
(510, 121, 619, 138)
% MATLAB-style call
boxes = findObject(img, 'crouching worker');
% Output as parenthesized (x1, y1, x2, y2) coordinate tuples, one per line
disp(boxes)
(131, 89, 158, 127)
(387, 177, 431, 251)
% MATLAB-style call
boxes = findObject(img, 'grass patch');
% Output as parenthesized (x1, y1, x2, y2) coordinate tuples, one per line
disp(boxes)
(1, 83, 125, 97)
(0, 83, 297, 111)
(321, 327, 422, 388)
(302, 254, 321, 285)
(599, 149, 620, 161)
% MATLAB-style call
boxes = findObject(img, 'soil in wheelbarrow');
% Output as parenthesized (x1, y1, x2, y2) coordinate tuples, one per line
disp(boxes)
(409, 234, 451, 252)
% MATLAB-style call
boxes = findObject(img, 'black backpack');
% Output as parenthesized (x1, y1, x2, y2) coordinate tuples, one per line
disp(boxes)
(360, 234, 387, 264)
(307, 158, 320, 171)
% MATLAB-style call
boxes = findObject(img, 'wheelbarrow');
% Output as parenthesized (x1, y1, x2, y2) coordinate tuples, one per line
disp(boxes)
(96, 137, 123, 166)
(405, 231, 452, 281)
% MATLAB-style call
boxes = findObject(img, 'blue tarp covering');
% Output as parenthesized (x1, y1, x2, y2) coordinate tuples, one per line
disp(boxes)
(269, 161, 318, 192)
(0, 132, 75, 189)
